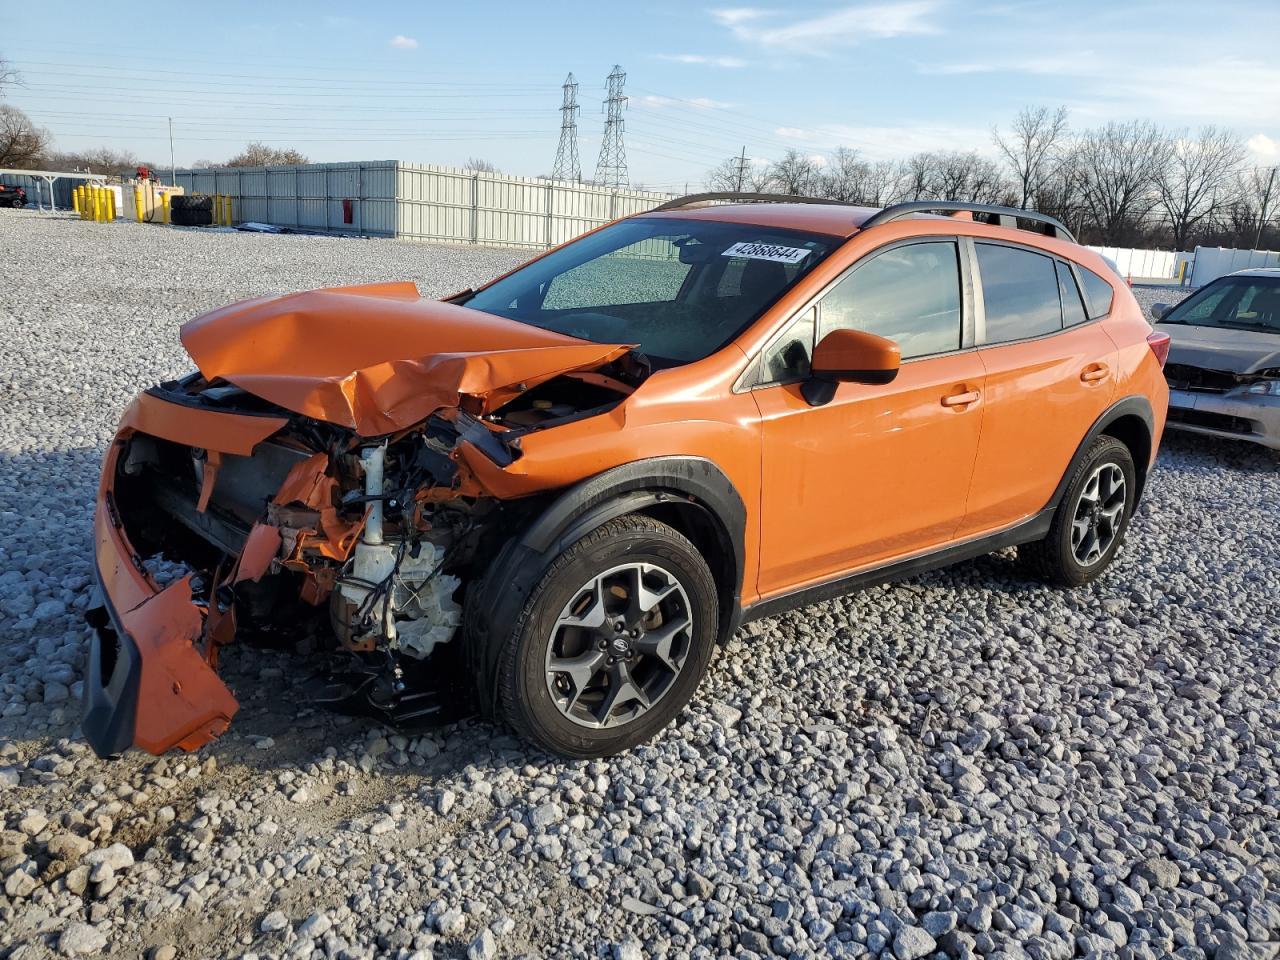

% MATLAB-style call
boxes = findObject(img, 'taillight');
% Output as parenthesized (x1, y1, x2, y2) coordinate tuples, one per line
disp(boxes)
(1146, 331, 1171, 368)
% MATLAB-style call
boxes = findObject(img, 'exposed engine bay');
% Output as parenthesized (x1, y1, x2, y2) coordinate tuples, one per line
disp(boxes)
(102, 358, 642, 742)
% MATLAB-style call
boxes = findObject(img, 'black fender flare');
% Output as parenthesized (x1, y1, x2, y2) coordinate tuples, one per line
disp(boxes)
(464, 457, 747, 714)
(1048, 395, 1156, 509)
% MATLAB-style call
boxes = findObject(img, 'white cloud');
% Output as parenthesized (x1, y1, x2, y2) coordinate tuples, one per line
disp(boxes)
(1247, 133, 1279, 161)
(655, 53, 748, 68)
(714, 1, 941, 52)
(389, 35, 419, 50)
(639, 94, 733, 110)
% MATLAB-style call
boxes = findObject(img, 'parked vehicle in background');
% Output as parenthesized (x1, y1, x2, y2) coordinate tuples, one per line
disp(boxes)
(83, 195, 1170, 762)
(1152, 268, 1280, 450)
(0, 185, 27, 208)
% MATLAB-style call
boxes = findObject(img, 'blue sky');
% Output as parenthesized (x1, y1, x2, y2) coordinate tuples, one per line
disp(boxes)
(7, 0, 1278, 189)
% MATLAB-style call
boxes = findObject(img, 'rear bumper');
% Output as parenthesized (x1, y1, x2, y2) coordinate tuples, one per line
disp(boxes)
(1166, 388, 1280, 451)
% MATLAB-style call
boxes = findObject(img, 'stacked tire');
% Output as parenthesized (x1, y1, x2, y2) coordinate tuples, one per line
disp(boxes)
(170, 194, 214, 227)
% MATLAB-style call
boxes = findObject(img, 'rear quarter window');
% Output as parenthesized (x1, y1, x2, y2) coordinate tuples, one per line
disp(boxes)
(1077, 266, 1115, 319)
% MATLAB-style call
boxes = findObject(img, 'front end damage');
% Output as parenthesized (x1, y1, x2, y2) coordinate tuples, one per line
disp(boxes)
(83, 283, 644, 757)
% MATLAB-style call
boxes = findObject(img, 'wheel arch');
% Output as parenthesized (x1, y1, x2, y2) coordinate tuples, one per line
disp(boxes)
(1051, 396, 1156, 509)
(464, 457, 747, 714)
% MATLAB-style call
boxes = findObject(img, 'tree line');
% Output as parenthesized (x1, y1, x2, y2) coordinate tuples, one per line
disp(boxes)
(705, 107, 1278, 252)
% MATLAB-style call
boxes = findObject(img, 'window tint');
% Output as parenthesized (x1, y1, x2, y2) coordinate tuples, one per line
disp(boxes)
(1077, 266, 1115, 319)
(1057, 261, 1089, 327)
(820, 241, 962, 360)
(976, 243, 1061, 343)
(759, 307, 815, 383)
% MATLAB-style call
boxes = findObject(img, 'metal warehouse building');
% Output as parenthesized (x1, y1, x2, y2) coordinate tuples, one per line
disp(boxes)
(168, 161, 670, 248)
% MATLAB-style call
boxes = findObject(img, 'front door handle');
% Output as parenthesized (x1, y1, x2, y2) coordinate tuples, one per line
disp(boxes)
(941, 390, 980, 408)
(1080, 363, 1110, 383)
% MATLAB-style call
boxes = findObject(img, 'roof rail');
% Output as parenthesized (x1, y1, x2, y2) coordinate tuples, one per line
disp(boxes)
(860, 201, 1075, 243)
(652, 191, 848, 211)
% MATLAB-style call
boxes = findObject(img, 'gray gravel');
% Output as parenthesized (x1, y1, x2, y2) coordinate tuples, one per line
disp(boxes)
(0, 210, 1278, 960)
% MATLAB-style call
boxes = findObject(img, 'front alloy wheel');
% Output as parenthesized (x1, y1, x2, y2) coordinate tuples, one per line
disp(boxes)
(545, 562, 693, 729)
(496, 515, 719, 758)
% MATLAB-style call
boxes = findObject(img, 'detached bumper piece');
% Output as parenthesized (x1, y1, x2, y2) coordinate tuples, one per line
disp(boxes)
(82, 575, 239, 759)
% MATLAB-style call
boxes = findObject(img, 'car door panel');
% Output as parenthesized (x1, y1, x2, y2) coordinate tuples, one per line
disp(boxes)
(753, 352, 985, 597)
(958, 244, 1118, 537)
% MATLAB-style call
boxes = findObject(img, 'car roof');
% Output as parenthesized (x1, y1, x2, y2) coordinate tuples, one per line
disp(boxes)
(1227, 267, 1280, 278)
(634, 202, 882, 239)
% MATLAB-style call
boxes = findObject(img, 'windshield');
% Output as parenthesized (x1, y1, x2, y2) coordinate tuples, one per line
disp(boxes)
(462, 217, 837, 364)
(1161, 275, 1280, 333)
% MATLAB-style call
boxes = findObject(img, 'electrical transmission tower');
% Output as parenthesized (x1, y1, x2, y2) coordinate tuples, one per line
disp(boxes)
(594, 65, 629, 188)
(551, 73, 581, 182)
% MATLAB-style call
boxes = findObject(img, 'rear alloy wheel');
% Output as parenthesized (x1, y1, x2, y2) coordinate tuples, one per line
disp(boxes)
(497, 515, 719, 758)
(1020, 435, 1136, 587)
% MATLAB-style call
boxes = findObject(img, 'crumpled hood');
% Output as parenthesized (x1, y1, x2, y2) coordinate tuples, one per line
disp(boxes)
(1158, 321, 1280, 375)
(181, 281, 632, 435)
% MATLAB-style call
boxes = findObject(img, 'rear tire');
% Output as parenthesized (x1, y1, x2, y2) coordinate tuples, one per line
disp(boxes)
(495, 515, 719, 758)
(1019, 435, 1136, 587)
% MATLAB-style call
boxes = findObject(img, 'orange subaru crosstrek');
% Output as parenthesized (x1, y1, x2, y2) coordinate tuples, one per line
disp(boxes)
(84, 196, 1170, 759)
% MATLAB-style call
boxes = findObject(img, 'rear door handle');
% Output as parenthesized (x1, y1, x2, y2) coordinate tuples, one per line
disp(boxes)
(1080, 363, 1110, 383)
(941, 390, 980, 408)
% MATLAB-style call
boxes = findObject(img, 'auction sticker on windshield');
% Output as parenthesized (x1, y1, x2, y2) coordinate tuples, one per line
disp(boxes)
(722, 241, 812, 265)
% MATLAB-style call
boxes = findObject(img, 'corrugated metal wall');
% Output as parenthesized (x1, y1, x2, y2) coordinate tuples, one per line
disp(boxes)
(395, 164, 671, 248)
(168, 161, 670, 246)
(169, 161, 398, 236)
(0, 173, 78, 209)
(1190, 245, 1280, 287)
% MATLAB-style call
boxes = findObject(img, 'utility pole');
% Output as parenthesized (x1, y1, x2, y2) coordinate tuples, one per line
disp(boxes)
(1255, 165, 1277, 250)
(550, 73, 581, 182)
(594, 65, 629, 189)
(168, 117, 176, 184)
(735, 146, 747, 192)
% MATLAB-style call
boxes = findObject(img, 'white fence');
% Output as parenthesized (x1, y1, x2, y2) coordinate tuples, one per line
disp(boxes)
(1085, 245, 1181, 281)
(168, 161, 672, 248)
(1189, 246, 1280, 287)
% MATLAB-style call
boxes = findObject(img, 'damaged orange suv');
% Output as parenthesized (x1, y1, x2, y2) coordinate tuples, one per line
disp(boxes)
(84, 196, 1170, 760)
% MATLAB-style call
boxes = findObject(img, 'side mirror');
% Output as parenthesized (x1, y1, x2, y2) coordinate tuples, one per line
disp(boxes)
(802, 328, 901, 406)
(1150, 302, 1169, 321)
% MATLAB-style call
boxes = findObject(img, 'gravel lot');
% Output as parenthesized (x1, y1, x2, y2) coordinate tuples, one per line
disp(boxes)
(1, 209, 1278, 960)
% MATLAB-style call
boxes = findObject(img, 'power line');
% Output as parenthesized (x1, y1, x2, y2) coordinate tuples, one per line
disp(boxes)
(551, 73, 581, 182)
(594, 65, 629, 188)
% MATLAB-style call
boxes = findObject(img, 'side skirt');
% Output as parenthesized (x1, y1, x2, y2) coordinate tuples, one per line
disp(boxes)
(740, 506, 1055, 624)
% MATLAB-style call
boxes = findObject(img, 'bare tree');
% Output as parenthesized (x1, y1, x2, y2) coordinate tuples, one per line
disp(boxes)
(897, 152, 936, 200)
(45, 147, 147, 176)
(224, 142, 309, 167)
(0, 105, 49, 168)
(863, 160, 903, 205)
(817, 146, 867, 201)
(0, 55, 20, 97)
(704, 156, 743, 191)
(769, 149, 820, 196)
(465, 157, 499, 174)
(993, 106, 1070, 209)
(1075, 120, 1171, 245)
(1155, 126, 1245, 250)
(1033, 144, 1088, 237)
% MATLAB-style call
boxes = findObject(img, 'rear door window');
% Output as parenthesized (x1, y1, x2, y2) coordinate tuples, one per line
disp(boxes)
(976, 243, 1061, 343)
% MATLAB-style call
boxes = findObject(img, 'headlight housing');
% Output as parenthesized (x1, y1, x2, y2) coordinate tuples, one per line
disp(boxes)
(1247, 379, 1280, 396)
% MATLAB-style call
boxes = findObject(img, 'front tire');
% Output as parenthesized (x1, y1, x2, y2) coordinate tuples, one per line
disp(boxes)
(1020, 435, 1136, 587)
(496, 515, 719, 758)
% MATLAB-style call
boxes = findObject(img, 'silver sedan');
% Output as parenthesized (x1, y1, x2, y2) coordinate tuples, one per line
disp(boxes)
(1152, 267, 1280, 451)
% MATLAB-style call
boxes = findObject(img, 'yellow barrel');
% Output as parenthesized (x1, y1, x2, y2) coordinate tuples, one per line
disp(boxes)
(106, 188, 116, 221)
(223, 194, 233, 226)
(91, 186, 101, 222)
(134, 184, 145, 222)
(72, 186, 81, 216)
(161, 191, 171, 225)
